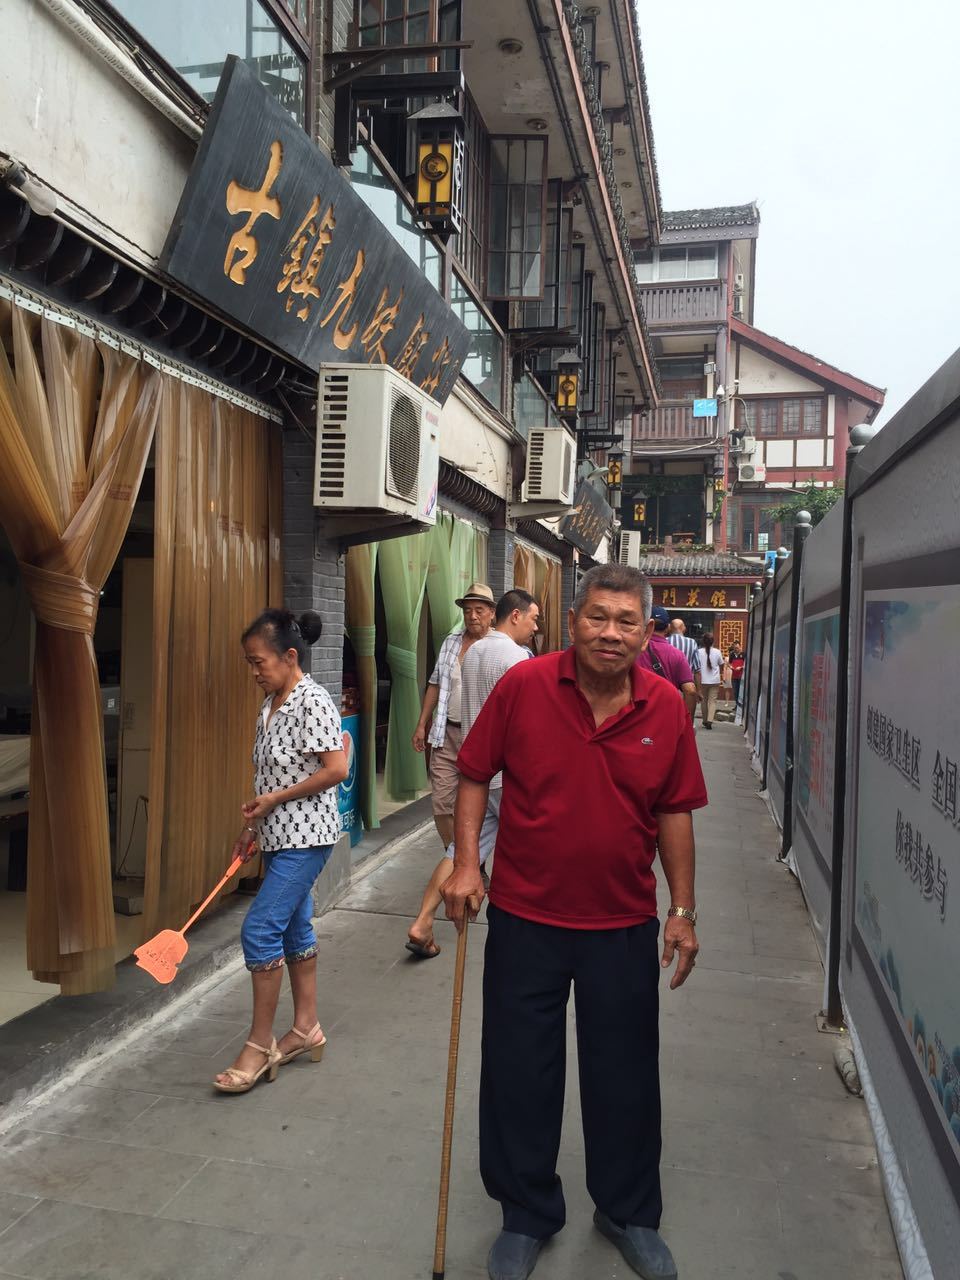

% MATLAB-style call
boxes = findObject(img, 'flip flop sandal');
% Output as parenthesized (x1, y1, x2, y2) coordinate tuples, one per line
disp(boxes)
(405, 939, 441, 959)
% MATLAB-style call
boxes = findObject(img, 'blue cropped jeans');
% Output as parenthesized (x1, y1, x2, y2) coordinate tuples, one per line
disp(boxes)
(240, 846, 332, 972)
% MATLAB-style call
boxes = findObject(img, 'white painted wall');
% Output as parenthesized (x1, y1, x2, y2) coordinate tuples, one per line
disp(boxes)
(737, 344, 823, 394)
(795, 438, 826, 468)
(439, 382, 512, 499)
(764, 440, 794, 468)
(0, 0, 195, 267)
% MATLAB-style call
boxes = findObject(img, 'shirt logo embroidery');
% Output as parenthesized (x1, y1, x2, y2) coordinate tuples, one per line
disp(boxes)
(641, 737, 654, 745)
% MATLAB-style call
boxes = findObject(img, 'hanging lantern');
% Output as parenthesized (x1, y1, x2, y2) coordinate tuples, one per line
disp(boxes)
(555, 351, 582, 418)
(409, 101, 465, 239)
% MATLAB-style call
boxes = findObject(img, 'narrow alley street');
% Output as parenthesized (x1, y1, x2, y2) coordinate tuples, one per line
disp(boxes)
(0, 727, 903, 1280)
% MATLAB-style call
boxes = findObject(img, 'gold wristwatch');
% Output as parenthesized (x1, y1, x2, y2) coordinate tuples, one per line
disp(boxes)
(668, 905, 698, 924)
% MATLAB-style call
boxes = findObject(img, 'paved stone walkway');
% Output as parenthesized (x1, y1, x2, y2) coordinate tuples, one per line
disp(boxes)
(0, 725, 903, 1278)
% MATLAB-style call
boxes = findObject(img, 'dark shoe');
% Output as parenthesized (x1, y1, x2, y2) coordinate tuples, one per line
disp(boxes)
(703, 721, 713, 729)
(487, 1230, 543, 1280)
(594, 1211, 677, 1279)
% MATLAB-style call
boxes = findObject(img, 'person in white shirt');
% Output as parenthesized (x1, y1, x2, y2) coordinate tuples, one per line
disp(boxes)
(695, 631, 724, 729)
(406, 589, 540, 958)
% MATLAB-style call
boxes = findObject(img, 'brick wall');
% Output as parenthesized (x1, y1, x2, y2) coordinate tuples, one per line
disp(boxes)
(313, 0, 353, 153)
(282, 425, 345, 702)
(487, 528, 515, 599)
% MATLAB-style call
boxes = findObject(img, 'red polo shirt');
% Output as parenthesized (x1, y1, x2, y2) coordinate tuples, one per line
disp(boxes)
(457, 647, 708, 930)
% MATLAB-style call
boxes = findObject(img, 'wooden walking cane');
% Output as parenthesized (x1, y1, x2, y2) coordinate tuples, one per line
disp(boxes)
(432, 918, 470, 1280)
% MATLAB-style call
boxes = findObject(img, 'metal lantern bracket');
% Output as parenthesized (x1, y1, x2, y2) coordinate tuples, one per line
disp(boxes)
(325, 45, 468, 165)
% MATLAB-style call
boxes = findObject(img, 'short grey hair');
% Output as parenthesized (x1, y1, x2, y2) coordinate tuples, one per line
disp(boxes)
(571, 564, 652, 620)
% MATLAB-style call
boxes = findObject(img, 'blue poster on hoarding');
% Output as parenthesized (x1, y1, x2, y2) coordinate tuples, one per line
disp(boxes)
(338, 713, 362, 846)
(855, 587, 960, 1165)
(797, 609, 840, 858)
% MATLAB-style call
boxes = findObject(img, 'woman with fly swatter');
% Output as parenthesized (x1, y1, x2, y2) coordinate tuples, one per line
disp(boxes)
(214, 609, 348, 1094)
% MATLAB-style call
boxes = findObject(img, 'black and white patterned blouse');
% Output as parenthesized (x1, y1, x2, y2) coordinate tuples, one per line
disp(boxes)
(252, 675, 343, 851)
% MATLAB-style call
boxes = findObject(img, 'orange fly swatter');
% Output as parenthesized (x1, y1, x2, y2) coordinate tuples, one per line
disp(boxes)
(134, 856, 244, 984)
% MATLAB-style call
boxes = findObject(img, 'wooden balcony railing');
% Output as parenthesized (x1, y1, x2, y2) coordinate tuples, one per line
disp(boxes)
(638, 282, 724, 327)
(631, 401, 719, 443)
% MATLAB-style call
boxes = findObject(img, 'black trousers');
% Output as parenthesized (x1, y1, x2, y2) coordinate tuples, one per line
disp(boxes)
(480, 904, 662, 1240)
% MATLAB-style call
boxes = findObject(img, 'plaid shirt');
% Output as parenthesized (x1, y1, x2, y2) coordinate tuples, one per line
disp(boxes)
(668, 631, 700, 674)
(428, 629, 465, 748)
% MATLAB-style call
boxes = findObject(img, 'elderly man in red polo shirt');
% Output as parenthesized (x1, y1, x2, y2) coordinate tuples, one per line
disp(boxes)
(442, 563, 707, 1280)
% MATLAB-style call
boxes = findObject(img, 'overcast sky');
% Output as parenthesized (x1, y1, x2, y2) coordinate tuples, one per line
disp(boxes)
(637, 0, 959, 426)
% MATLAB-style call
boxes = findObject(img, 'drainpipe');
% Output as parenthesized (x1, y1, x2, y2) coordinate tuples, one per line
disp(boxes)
(37, 0, 203, 140)
(780, 510, 812, 859)
(824, 424, 878, 1028)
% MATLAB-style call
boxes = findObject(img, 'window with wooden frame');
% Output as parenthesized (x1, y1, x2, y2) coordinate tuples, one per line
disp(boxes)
(451, 273, 505, 412)
(517, 182, 574, 331)
(728, 497, 783, 554)
(452, 91, 489, 293)
(106, 0, 311, 123)
(737, 396, 826, 438)
(581, 299, 606, 416)
(486, 137, 549, 300)
(355, 0, 462, 71)
(579, 270, 595, 400)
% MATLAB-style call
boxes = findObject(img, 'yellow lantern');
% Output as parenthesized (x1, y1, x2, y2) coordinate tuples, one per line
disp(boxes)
(409, 101, 465, 238)
(555, 351, 582, 417)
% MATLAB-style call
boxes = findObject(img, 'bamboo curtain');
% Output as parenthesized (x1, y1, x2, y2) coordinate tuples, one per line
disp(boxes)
(515, 541, 563, 653)
(345, 543, 379, 831)
(0, 304, 161, 992)
(143, 383, 278, 935)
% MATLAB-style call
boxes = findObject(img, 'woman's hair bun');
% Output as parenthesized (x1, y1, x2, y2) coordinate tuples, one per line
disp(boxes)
(298, 610, 323, 645)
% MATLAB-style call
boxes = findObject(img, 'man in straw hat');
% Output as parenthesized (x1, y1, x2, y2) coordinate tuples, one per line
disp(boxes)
(407, 583, 496, 957)
(443, 564, 707, 1280)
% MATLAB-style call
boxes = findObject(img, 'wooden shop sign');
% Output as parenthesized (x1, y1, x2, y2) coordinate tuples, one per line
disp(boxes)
(559, 481, 615, 555)
(162, 57, 470, 405)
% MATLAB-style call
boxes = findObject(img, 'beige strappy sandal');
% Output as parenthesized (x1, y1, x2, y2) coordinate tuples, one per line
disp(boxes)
(212, 1038, 281, 1093)
(277, 1022, 327, 1066)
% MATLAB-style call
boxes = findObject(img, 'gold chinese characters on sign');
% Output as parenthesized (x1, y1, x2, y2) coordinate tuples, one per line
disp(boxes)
(219, 139, 457, 394)
(277, 197, 336, 320)
(224, 140, 283, 284)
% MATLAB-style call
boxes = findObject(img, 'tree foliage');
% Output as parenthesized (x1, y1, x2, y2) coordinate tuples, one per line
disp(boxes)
(764, 483, 844, 527)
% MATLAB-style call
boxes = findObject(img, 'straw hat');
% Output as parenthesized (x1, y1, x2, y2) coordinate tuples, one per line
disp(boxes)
(455, 582, 496, 608)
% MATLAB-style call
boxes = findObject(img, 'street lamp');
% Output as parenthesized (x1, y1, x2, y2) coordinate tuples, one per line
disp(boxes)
(409, 101, 465, 239)
(607, 448, 624, 511)
(555, 351, 582, 420)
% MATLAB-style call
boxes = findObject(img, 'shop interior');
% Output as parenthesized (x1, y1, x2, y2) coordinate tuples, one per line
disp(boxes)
(0, 478, 155, 1026)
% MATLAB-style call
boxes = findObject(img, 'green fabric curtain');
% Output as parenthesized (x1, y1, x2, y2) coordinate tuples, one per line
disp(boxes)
(379, 532, 432, 800)
(345, 543, 380, 830)
(426, 511, 479, 652)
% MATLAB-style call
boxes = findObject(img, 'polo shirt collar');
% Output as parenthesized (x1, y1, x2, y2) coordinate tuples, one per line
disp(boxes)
(262, 674, 312, 721)
(557, 645, 649, 704)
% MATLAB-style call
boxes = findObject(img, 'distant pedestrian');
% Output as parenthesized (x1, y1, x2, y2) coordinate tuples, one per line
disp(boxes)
(637, 605, 697, 716)
(727, 644, 745, 708)
(214, 609, 348, 1094)
(696, 632, 724, 729)
(406, 589, 540, 958)
(667, 617, 700, 676)
(412, 583, 496, 850)
(442, 564, 707, 1280)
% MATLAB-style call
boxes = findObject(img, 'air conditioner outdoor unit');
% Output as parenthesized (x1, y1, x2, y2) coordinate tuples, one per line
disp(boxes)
(738, 461, 767, 483)
(732, 293, 745, 317)
(740, 434, 757, 454)
(314, 364, 440, 525)
(734, 272, 745, 292)
(619, 529, 644, 569)
(524, 426, 577, 505)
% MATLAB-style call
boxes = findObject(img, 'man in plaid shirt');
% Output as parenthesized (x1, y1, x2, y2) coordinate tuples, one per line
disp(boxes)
(668, 618, 700, 674)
